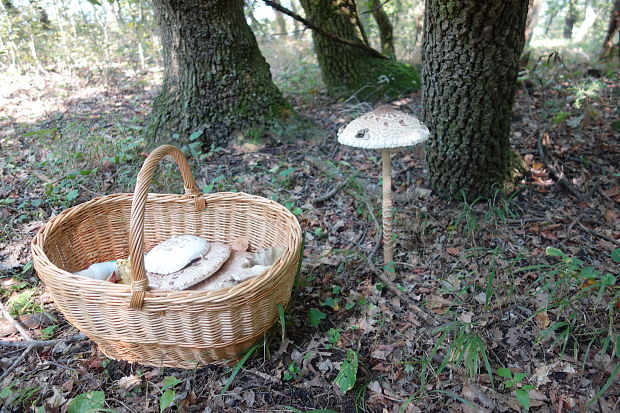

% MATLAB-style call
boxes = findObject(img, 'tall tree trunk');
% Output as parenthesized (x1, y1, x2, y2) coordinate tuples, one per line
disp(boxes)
(564, 0, 577, 39)
(148, 0, 299, 146)
(524, 0, 543, 46)
(289, 0, 301, 33)
(275, 7, 288, 33)
(422, 0, 528, 199)
(299, 0, 419, 100)
(574, 0, 597, 42)
(600, 0, 620, 59)
(369, 0, 396, 59)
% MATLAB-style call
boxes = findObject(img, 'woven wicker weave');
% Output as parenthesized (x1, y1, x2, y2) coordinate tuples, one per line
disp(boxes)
(31, 145, 302, 368)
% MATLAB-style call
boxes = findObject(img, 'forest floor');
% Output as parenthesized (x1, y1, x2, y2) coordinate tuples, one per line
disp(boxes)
(0, 49, 619, 413)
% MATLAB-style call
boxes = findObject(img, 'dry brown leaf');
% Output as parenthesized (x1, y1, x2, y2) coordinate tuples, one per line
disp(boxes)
(535, 311, 550, 329)
(231, 236, 249, 252)
(118, 374, 142, 391)
(428, 294, 452, 314)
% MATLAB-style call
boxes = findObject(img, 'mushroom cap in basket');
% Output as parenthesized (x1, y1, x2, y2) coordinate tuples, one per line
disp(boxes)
(144, 235, 210, 275)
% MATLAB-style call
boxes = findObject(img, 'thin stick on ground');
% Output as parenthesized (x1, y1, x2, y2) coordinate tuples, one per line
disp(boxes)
(0, 334, 88, 348)
(0, 346, 33, 381)
(314, 180, 347, 204)
(537, 134, 585, 201)
(0, 300, 32, 341)
(361, 197, 436, 325)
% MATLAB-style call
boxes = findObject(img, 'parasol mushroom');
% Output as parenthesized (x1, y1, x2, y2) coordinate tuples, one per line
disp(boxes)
(337, 105, 429, 270)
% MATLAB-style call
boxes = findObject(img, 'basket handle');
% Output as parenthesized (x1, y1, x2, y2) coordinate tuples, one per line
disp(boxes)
(128, 144, 206, 309)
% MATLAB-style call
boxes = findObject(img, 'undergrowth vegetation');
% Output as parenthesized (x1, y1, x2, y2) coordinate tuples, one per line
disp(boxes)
(1, 6, 619, 411)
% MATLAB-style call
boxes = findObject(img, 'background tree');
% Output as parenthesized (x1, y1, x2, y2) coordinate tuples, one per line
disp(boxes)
(564, 0, 578, 39)
(574, 0, 597, 42)
(422, 0, 529, 199)
(298, 0, 420, 100)
(365, 0, 396, 59)
(148, 0, 300, 146)
(600, 0, 620, 59)
(524, 0, 543, 46)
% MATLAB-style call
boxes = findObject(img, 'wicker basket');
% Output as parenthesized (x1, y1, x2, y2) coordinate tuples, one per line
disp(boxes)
(31, 145, 302, 368)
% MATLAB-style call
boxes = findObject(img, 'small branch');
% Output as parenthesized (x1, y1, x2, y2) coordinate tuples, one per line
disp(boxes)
(0, 301, 32, 341)
(262, 0, 387, 59)
(360, 197, 436, 325)
(360, 0, 393, 15)
(578, 223, 620, 246)
(504, 217, 551, 224)
(0, 334, 88, 348)
(0, 347, 33, 381)
(537, 134, 585, 201)
(314, 181, 347, 203)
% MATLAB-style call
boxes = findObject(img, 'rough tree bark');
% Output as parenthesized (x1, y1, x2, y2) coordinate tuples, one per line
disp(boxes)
(299, 0, 419, 100)
(368, 0, 396, 59)
(148, 0, 299, 146)
(600, 0, 620, 59)
(422, 0, 529, 199)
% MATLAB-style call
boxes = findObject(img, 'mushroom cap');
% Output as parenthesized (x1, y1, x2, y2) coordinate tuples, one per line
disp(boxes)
(147, 242, 231, 290)
(337, 105, 429, 149)
(144, 235, 210, 275)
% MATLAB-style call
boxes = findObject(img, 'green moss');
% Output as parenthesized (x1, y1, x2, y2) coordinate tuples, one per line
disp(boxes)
(330, 59, 421, 101)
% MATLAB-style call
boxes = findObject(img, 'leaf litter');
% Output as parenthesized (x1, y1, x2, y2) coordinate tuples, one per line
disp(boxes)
(0, 67, 619, 412)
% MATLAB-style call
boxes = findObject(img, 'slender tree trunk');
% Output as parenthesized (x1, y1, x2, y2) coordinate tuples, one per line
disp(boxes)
(574, 0, 597, 42)
(524, 0, 543, 46)
(53, 0, 73, 68)
(422, 0, 529, 199)
(275, 7, 288, 34)
(369, 0, 396, 59)
(290, 0, 301, 33)
(600, 0, 620, 59)
(148, 0, 299, 146)
(299, 0, 419, 100)
(28, 34, 45, 72)
(135, 0, 146, 69)
(564, 0, 577, 39)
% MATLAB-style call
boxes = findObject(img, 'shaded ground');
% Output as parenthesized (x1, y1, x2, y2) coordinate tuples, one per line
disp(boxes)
(0, 56, 619, 413)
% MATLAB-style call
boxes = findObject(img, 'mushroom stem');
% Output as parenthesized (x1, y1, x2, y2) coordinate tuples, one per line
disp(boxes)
(381, 148, 394, 268)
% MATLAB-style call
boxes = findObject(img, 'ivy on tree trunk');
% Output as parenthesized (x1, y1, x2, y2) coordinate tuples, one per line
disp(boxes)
(422, 0, 528, 199)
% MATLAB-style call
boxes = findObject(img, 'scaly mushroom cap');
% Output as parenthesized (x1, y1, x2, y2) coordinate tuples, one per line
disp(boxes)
(337, 105, 429, 149)
(144, 235, 210, 275)
(147, 242, 231, 290)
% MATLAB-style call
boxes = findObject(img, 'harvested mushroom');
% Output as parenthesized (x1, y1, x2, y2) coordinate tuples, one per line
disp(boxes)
(190, 246, 285, 291)
(73, 261, 117, 281)
(144, 235, 209, 275)
(338, 106, 429, 269)
(147, 242, 231, 290)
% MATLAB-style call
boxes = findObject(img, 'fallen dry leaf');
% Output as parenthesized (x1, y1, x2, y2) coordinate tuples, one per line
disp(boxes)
(231, 236, 249, 252)
(535, 311, 550, 329)
(428, 294, 452, 315)
(118, 374, 142, 391)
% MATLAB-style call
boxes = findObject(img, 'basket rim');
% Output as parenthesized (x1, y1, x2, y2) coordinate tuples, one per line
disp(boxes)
(31, 191, 302, 306)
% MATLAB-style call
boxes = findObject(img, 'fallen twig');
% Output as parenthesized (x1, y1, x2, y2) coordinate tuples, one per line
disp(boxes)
(360, 197, 436, 325)
(578, 222, 620, 246)
(0, 334, 88, 348)
(0, 347, 33, 381)
(314, 181, 347, 204)
(537, 134, 585, 201)
(0, 301, 32, 341)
